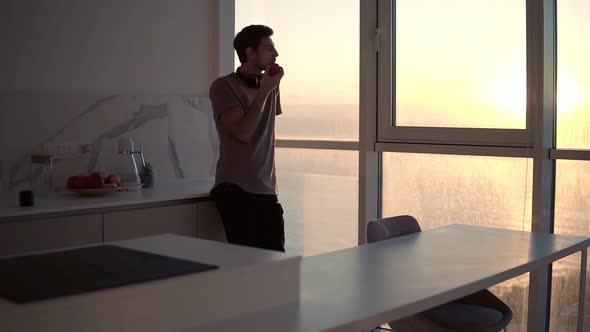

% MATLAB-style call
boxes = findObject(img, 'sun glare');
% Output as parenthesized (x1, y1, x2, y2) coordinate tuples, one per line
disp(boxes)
(558, 72, 585, 114)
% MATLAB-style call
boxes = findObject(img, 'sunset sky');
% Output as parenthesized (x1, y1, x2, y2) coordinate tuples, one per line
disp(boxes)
(236, 0, 589, 136)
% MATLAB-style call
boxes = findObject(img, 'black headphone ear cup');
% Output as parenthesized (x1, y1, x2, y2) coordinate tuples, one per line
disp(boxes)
(247, 75, 261, 89)
(246, 76, 259, 89)
(254, 76, 261, 88)
(236, 70, 261, 89)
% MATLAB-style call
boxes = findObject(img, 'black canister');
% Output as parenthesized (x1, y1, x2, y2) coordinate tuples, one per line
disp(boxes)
(19, 190, 34, 207)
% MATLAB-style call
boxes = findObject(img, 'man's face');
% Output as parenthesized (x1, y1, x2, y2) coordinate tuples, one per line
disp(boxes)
(246, 37, 279, 70)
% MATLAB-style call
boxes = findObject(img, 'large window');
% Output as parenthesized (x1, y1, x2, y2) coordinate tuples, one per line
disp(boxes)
(376, 0, 574, 331)
(235, 0, 359, 141)
(235, 0, 360, 256)
(230, 0, 589, 329)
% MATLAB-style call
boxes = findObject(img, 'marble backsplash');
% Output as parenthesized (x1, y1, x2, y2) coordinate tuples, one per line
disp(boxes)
(0, 92, 218, 192)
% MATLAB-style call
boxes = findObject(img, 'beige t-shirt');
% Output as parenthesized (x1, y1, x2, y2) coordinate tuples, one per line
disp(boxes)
(209, 73, 282, 194)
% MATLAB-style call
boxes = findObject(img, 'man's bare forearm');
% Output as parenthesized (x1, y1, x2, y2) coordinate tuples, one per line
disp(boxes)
(234, 89, 272, 142)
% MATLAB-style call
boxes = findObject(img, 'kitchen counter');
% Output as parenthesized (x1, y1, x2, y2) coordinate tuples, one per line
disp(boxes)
(0, 178, 215, 223)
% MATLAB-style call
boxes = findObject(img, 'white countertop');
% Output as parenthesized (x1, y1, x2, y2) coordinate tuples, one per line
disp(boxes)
(0, 178, 214, 222)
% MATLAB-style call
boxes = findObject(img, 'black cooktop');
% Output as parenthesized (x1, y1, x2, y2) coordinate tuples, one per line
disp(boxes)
(0, 244, 218, 303)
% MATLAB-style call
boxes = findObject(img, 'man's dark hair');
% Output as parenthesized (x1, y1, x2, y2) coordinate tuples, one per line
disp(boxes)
(234, 25, 274, 64)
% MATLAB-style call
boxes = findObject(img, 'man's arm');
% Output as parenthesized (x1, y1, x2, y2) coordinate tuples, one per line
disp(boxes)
(220, 65, 284, 143)
(220, 89, 271, 143)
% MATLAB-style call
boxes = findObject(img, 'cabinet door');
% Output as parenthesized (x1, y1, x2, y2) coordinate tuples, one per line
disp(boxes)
(197, 201, 226, 242)
(103, 204, 197, 242)
(0, 214, 102, 257)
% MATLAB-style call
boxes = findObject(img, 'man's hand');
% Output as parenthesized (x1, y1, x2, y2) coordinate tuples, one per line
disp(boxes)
(260, 64, 284, 95)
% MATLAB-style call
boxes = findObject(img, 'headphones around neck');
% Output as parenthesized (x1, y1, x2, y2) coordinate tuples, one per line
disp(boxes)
(236, 68, 262, 89)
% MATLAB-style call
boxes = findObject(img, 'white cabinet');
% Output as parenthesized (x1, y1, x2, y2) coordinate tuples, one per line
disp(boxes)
(0, 214, 102, 257)
(0, 200, 225, 257)
(197, 201, 226, 242)
(104, 204, 198, 242)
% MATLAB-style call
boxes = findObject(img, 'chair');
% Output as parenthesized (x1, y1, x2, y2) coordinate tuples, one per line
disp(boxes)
(367, 216, 513, 332)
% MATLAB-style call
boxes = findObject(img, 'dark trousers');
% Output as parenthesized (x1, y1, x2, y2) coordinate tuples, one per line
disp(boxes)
(211, 182, 285, 252)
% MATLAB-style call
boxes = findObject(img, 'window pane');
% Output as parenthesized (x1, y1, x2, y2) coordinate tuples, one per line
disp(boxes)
(235, 0, 359, 141)
(382, 152, 533, 332)
(276, 148, 358, 256)
(557, 0, 590, 149)
(382, 153, 532, 231)
(550, 160, 590, 332)
(395, 0, 526, 129)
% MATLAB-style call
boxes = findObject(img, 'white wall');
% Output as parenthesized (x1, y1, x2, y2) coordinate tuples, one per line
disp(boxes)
(0, 0, 218, 94)
(0, 0, 221, 191)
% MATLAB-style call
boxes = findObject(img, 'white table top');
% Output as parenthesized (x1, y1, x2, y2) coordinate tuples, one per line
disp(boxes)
(0, 178, 214, 222)
(195, 224, 590, 332)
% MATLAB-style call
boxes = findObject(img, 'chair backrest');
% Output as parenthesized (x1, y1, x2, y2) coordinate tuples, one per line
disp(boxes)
(366, 215, 421, 243)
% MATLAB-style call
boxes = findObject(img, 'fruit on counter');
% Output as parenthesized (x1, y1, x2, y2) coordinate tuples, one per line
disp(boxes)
(67, 172, 107, 189)
(90, 173, 104, 188)
(268, 63, 281, 76)
(105, 174, 121, 184)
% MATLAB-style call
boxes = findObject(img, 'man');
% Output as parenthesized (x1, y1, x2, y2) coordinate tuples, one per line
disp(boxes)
(209, 25, 285, 252)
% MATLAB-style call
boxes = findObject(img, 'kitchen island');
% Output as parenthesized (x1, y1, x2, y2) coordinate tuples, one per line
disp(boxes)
(0, 234, 301, 332)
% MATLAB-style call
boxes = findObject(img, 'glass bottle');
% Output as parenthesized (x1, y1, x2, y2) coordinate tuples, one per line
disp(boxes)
(31, 155, 53, 194)
(115, 138, 141, 185)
